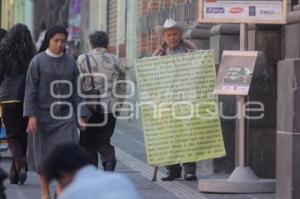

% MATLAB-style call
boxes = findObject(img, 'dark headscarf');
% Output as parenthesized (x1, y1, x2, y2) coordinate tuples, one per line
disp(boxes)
(39, 25, 68, 53)
(0, 28, 7, 41)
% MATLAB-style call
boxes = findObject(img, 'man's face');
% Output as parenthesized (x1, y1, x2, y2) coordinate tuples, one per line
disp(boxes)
(48, 33, 67, 54)
(163, 28, 182, 50)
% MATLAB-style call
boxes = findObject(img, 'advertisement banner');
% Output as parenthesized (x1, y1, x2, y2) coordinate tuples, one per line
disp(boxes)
(200, 0, 287, 24)
(135, 50, 226, 166)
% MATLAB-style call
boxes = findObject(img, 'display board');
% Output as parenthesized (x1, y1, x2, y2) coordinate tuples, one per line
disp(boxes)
(199, 0, 287, 24)
(214, 51, 258, 96)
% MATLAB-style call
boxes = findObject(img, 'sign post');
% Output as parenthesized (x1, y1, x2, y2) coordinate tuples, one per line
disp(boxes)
(237, 23, 253, 169)
(237, 23, 247, 169)
(198, 0, 286, 193)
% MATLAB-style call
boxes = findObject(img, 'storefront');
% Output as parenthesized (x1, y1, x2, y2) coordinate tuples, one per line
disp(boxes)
(0, 0, 33, 31)
(1, 0, 14, 29)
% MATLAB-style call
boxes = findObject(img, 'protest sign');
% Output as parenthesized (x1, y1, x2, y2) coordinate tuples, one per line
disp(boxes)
(135, 50, 226, 166)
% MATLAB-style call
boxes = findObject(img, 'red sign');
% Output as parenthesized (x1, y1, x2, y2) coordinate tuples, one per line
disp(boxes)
(229, 7, 244, 13)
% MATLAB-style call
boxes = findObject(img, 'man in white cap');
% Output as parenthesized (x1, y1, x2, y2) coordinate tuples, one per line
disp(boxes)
(153, 19, 198, 181)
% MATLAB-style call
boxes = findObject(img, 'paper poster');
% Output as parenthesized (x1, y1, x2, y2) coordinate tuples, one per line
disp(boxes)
(135, 50, 226, 166)
(214, 51, 258, 96)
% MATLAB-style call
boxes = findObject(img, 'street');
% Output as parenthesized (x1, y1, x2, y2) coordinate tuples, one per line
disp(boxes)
(1, 118, 274, 199)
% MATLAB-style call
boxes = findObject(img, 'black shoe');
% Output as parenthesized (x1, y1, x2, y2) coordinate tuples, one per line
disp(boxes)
(9, 172, 19, 184)
(18, 167, 27, 185)
(103, 160, 116, 171)
(9, 163, 18, 184)
(184, 173, 197, 181)
(161, 167, 182, 181)
(54, 191, 58, 199)
(10, 177, 19, 184)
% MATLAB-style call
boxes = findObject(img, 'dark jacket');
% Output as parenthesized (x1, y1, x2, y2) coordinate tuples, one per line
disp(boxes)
(0, 62, 27, 102)
(152, 39, 198, 56)
(0, 166, 7, 199)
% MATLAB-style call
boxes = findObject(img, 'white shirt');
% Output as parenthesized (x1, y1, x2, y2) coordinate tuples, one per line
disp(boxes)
(46, 49, 63, 57)
(59, 165, 140, 199)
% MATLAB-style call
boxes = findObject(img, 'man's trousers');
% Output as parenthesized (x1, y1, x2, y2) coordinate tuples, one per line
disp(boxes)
(80, 113, 117, 170)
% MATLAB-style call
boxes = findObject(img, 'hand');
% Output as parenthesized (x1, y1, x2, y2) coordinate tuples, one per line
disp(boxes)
(27, 116, 38, 134)
(78, 117, 87, 131)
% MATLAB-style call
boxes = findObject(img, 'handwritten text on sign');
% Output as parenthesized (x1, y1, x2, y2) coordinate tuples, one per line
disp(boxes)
(135, 50, 226, 166)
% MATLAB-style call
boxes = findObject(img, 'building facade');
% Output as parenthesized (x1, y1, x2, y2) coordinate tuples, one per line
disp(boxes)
(0, 0, 33, 31)
(1, 1, 299, 198)
(31, 0, 278, 178)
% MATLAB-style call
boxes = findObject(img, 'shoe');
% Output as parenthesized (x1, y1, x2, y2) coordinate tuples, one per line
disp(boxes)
(103, 160, 116, 171)
(9, 163, 18, 184)
(10, 177, 19, 184)
(54, 191, 58, 199)
(18, 167, 27, 185)
(9, 172, 19, 184)
(161, 167, 182, 181)
(184, 173, 197, 181)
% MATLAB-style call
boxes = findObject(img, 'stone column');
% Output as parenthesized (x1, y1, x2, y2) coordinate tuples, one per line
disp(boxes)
(45, 0, 69, 27)
(210, 24, 240, 65)
(209, 24, 240, 174)
(247, 24, 282, 178)
(276, 4, 300, 199)
(183, 24, 211, 50)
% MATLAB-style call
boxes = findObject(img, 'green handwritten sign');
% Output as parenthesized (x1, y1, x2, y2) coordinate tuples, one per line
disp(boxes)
(135, 50, 226, 166)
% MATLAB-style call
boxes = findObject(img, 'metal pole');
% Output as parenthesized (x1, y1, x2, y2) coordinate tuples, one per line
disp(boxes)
(237, 95, 245, 167)
(236, 23, 248, 167)
(240, 23, 248, 51)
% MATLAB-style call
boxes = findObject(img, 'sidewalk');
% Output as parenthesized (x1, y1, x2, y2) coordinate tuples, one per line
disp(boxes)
(0, 152, 275, 199)
(0, 119, 276, 199)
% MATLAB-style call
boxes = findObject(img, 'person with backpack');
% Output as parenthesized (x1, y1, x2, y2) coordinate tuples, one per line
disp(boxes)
(77, 31, 126, 171)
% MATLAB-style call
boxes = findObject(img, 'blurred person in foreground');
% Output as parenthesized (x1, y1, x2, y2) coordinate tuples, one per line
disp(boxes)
(41, 143, 140, 199)
(0, 24, 36, 185)
(0, 166, 7, 199)
(0, 27, 7, 199)
(153, 19, 198, 181)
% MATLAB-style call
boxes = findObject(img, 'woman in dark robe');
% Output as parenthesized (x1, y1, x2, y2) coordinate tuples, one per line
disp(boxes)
(24, 25, 86, 199)
(0, 27, 8, 199)
(0, 24, 36, 185)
